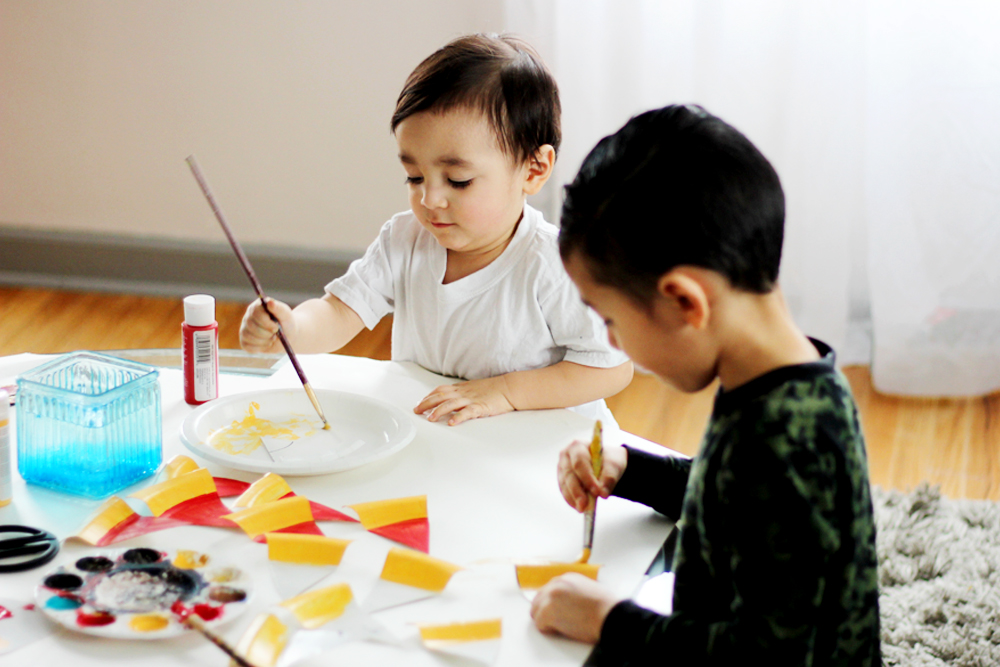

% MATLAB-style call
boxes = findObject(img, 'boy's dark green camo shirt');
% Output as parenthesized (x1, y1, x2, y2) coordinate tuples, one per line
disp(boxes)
(593, 340, 881, 666)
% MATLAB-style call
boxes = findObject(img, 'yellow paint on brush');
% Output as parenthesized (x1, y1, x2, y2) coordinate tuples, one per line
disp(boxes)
(577, 547, 592, 564)
(419, 619, 502, 646)
(173, 549, 210, 569)
(266, 533, 351, 566)
(129, 614, 170, 632)
(280, 583, 353, 629)
(379, 547, 462, 592)
(234, 472, 293, 508)
(515, 562, 601, 590)
(207, 402, 315, 456)
(130, 468, 216, 516)
(348, 495, 427, 530)
(74, 496, 136, 544)
(224, 495, 313, 539)
(236, 613, 289, 667)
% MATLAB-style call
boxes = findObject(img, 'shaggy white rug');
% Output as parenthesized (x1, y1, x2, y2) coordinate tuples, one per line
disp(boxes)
(874, 483, 1000, 666)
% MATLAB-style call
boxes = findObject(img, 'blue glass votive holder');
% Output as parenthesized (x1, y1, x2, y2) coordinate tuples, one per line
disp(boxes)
(16, 351, 162, 499)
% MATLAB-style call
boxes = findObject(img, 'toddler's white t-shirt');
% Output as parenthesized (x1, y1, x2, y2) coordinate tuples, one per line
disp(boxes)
(326, 204, 628, 422)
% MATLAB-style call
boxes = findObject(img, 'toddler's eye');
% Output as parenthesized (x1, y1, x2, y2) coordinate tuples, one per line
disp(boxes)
(448, 179, 472, 189)
(405, 176, 424, 185)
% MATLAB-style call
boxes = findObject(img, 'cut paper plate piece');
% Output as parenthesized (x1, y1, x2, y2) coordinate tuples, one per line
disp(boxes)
(515, 562, 601, 590)
(225, 496, 323, 543)
(69, 496, 186, 547)
(129, 468, 235, 528)
(162, 455, 249, 498)
(348, 495, 428, 553)
(0, 599, 50, 656)
(363, 547, 462, 612)
(419, 619, 502, 666)
(266, 533, 352, 599)
(236, 583, 395, 667)
(234, 473, 356, 523)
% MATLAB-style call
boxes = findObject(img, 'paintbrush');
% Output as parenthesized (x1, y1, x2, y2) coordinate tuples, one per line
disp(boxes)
(578, 420, 603, 563)
(172, 605, 258, 667)
(185, 155, 330, 430)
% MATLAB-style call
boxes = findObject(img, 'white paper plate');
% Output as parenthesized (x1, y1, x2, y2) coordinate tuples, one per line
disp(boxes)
(180, 388, 417, 475)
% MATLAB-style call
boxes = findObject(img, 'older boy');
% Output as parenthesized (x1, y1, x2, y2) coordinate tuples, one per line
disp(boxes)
(531, 105, 881, 665)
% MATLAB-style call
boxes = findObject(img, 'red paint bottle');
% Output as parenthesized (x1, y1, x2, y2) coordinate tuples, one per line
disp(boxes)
(182, 294, 219, 405)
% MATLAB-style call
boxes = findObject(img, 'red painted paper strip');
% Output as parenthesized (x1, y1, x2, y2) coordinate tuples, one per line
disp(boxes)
(370, 517, 429, 553)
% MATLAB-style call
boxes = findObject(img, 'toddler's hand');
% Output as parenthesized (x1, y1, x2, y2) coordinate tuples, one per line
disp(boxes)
(239, 297, 296, 354)
(414, 376, 515, 426)
(558, 439, 627, 512)
(530, 573, 622, 644)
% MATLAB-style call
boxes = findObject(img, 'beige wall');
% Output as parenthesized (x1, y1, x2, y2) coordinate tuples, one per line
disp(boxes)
(0, 1, 503, 253)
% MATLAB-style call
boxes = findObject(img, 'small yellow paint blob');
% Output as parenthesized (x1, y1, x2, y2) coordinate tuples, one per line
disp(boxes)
(173, 550, 210, 569)
(323, 423, 331, 430)
(207, 567, 240, 583)
(130, 614, 170, 632)
(207, 402, 316, 456)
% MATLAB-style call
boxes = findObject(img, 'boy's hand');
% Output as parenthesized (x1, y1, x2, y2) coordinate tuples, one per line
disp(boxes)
(559, 440, 627, 512)
(239, 297, 296, 354)
(414, 376, 515, 426)
(530, 573, 622, 644)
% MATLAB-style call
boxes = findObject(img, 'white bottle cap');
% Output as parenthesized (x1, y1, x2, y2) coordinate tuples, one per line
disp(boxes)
(184, 294, 216, 327)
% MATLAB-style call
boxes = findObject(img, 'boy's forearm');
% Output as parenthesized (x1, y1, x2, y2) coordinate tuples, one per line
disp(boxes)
(287, 294, 365, 353)
(503, 360, 633, 411)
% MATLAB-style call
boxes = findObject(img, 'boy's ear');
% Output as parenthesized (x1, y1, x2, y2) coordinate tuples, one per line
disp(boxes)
(522, 145, 556, 196)
(657, 270, 710, 329)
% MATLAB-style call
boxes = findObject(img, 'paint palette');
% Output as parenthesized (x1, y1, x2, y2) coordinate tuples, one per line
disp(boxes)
(180, 388, 417, 475)
(35, 547, 253, 639)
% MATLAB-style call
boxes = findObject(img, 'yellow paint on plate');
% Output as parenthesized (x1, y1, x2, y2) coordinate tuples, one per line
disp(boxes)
(419, 619, 502, 645)
(348, 495, 426, 530)
(379, 547, 462, 592)
(280, 582, 353, 629)
(236, 613, 289, 667)
(129, 614, 170, 632)
(224, 496, 313, 540)
(515, 562, 601, 589)
(208, 566, 240, 583)
(266, 532, 351, 566)
(173, 549, 209, 569)
(207, 401, 316, 456)
(130, 468, 217, 516)
(234, 472, 293, 508)
(74, 496, 135, 544)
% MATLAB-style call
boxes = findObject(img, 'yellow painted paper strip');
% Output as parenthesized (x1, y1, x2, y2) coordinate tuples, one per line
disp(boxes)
(348, 495, 426, 530)
(163, 454, 200, 479)
(266, 533, 350, 566)
(130, 468, 217, 516)
(379, 547, 462, 592)
(224, 496, 314, 540)
(280, 582, 353, 630)
(236, 613, 289, 667)
(75, 497, 135, 544)
(419, 619, 502, 645)
(234, 472, 293, 508)
(515, 562, 601, 590)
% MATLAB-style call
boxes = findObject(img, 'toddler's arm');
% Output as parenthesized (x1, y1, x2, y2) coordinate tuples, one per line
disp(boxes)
(413, 360, 633, 426)
(239, 293, 365, 355)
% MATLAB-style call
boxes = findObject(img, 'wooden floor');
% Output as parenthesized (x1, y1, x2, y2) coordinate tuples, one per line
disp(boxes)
(2, 286, 997, 500)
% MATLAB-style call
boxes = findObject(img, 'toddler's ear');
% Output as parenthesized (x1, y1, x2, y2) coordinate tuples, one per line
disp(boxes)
(658, 270, 710, 330)
(523, 145, 556, 195)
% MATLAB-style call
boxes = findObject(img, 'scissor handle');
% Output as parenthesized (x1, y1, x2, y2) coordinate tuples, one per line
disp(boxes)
(0, 525, 60, 572)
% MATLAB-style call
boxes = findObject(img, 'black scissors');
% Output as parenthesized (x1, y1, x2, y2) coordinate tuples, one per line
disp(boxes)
(0, 525, 60, 572)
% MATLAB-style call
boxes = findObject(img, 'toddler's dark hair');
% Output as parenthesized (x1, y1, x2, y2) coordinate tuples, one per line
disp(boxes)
(391, 33, 561, 163)
(559, 104, 785, 306)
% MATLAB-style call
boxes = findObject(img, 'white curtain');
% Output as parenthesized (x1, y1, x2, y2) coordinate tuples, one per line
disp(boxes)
(507, 0, 1000, 397)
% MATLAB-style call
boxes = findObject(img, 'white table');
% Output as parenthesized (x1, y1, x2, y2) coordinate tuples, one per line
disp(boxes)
(0, 352, 676, 666)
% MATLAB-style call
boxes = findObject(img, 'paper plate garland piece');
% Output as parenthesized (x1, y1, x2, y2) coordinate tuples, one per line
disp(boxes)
(363, 547, 463, 612)
(234, 472, 357, 523)
(419, 619, 502, 666)
(515, 562, 601, 590)
(224, 496, 323, 543)
(237, 583, 395, 667)
(162, 455, 250, 498)
(129, 468, 235, 528)
(70, 497, 187, 547)
(266, 533, 352, 599)
(347, 495, 429, 552)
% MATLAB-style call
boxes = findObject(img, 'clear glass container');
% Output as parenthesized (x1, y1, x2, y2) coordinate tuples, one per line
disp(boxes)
(16, 351, 162, 498)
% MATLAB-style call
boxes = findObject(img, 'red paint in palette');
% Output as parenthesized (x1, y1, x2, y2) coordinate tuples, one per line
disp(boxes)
(193, 604, 222, 621)
(77, 610, 116, 626)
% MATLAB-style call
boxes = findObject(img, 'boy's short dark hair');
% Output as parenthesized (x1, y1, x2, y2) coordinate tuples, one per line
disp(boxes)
(391, 33, 561, 164)
(559, 104, 785, 305)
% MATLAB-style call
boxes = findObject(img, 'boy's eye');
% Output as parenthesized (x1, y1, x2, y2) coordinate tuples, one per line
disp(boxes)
(405, 176, 423, 185)
(448, 179, 472, 189)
